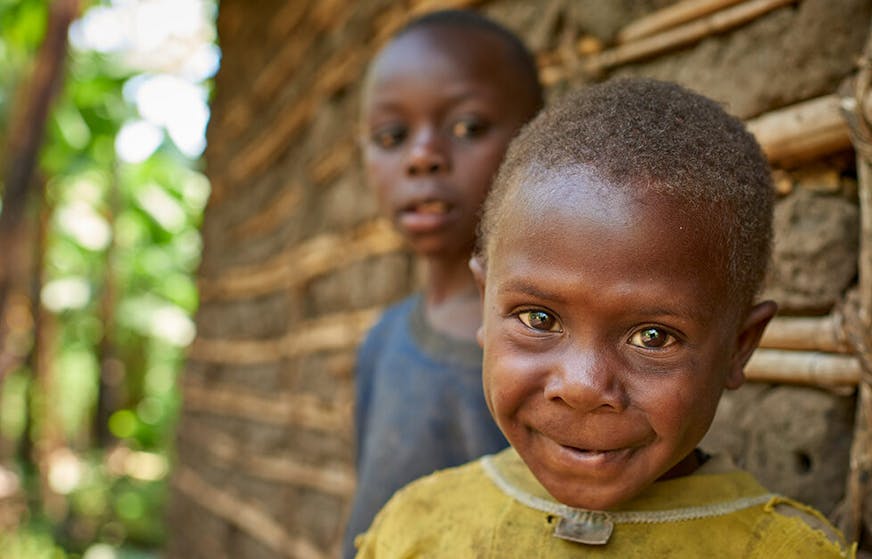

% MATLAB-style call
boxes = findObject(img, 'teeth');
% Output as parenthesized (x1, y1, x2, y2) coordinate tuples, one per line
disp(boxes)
(568, 446, 607, 455)
(416, 200, 448, 214)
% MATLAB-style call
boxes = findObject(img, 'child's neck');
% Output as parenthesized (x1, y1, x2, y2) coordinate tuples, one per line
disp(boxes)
(659, 448, 708, 481)
(421, 255, 481, 342)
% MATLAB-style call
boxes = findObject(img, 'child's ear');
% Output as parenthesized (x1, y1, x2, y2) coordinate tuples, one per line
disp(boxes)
(469, 255, 487, 297)
(725, 300, 778, 389)
(469, 255, 487, 348)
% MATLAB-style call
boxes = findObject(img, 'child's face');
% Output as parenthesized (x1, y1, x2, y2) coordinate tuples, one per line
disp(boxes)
(474, 169, 775, 511)
(360, 26, 536, 260)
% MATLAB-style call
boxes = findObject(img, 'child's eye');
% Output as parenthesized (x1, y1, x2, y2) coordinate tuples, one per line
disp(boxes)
(451, 117, 488, 139)
(628, 327, 676, 349)
(517, 310, 562, 332)
(371, 124, 407, 149)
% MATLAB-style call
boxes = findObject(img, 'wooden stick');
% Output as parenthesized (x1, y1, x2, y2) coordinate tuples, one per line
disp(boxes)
(188, 307, 380, 364)
(182, 381, 352, 434)
(617, 0, 747, 43)
(839, 46, 872, 539)
(172, 467, 326, 559)
(199, 219, 404, 301)
(227, 95, 317, 184)
(176, 423, 355, 497)
(746, 94, 853, 167)
(744, 349, 861, 387)
(307, 137, 355, 185)
(758, 314, 850, 354)
(228, 183, 302, 241)
(583, 0, 796, 74)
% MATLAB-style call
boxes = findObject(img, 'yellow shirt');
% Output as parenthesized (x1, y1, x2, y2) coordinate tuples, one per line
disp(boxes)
(356, 448, 854, 558)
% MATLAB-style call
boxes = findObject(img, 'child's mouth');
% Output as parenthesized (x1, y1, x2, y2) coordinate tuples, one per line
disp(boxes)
(399, 200, 453, 232)
(566, 446, 609, 455)
(413, 200, 449, 215)
(559, 443, 634, 463)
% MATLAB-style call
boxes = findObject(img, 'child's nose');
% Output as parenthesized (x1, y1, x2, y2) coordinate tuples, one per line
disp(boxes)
(543, 348, 627, 413)
(406, 130, 449, 176)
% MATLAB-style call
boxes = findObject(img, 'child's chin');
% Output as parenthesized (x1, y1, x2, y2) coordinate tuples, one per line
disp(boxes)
(408, 238, 470, 260)
(551, 490, 630, 512)
(539, 476, 642, 511)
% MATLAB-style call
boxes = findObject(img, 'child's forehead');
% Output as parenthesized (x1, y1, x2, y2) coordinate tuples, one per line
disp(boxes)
(385, 24, 508, 62)
(503, 167, 635, 225)
(365, 25, 519, 95)
(488, 170, 734, 316)
(492, 167, 727, 267)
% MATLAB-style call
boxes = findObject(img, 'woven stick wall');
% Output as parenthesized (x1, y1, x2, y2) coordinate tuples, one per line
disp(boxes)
(166, 1, 872, 557)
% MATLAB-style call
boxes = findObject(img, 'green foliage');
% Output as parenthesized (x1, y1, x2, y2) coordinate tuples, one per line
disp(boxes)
(0, 528, 68, 559)
(0, 0, 216, 555)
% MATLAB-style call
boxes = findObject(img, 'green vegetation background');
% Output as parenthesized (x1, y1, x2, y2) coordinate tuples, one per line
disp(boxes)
(0, 1, 215, 557)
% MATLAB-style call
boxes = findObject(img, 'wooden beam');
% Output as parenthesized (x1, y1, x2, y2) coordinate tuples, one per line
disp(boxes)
(584, 0, 796, 74)
(198, 219, 403, 301)
(176, 423, 355, 497)
(759, 314, 850, 354)
(188, 307, 379, 364)
(182, 381, 352, 435)
(745, 349, 861, 387)
(746, 94, 853, 167)
(617, 0, 747, 43)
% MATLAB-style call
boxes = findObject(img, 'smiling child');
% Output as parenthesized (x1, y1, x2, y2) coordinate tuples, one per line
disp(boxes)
(342, 10, 543, 558)
(355, 78, 854, 557)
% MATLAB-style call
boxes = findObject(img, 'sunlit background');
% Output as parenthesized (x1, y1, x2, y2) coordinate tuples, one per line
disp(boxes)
(0, 0, 218, 557)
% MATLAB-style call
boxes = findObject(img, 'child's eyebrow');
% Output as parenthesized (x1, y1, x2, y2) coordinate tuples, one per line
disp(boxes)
(496, 278, 567, 304)
(367, 90, 491, 113)
(497, 278, 708, 324)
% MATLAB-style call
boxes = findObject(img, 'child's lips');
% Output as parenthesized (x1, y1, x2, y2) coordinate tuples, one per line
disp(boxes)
(556, 443, 636, 467)
(415, 200, 449, 214)
(398, 200, 454, 233)
(541, 429, 643, 467)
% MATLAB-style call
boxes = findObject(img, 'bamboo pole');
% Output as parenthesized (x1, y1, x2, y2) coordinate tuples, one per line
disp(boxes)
(617, 0, 747, 43)
(746, 94, 853, 167)
(583, 0, 796, 75)
(744, 349, 861, 387)
(759, 314, 850, 353)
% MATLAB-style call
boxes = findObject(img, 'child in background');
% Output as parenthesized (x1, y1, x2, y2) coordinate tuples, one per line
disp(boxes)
(356, 78, 854, 557)
(342, 10, 543, 557)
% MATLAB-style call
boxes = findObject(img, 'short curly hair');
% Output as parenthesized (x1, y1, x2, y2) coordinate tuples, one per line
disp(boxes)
(392, 10, 543, 110)
(478, 77, 774, 306)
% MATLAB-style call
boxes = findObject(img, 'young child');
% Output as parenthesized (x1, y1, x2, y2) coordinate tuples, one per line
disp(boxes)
(342, 10, 544, 558)
(355, 78, 855, 557)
